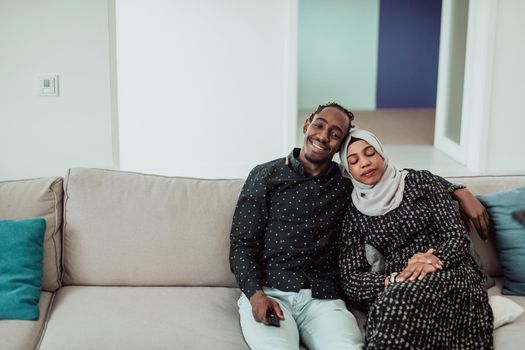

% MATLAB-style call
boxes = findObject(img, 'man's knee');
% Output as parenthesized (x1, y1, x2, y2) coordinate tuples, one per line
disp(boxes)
(300, 302, 363, 349)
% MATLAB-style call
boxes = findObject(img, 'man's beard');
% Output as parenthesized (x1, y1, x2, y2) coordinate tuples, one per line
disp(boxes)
(303, 150, 333, 165)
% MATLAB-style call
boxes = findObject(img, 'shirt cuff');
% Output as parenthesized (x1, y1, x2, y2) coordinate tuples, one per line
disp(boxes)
(242, 277, 263, 299)
(447, 182, 466, 195)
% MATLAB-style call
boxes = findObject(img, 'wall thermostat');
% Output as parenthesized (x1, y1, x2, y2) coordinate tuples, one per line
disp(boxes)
(39, 75, 59, 96)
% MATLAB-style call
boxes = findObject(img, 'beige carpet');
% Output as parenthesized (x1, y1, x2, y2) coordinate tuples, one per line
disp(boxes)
(297, 109, 435, 145)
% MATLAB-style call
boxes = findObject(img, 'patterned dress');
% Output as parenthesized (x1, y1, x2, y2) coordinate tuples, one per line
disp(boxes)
(339, 170, 493, 349)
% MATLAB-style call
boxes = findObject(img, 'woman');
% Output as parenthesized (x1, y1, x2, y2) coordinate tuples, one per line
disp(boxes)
(338, 129, 493, 349)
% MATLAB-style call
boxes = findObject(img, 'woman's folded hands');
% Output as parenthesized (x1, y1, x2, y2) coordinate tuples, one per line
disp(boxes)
(388, 249, 443, 284)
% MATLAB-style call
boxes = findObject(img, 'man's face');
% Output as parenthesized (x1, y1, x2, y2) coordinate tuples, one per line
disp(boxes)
(302, 107, 349, 165)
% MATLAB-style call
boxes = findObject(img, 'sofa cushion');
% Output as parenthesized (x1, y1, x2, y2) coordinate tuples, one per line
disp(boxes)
(0, 177, 63, 292)
(0, 291, 53, 350)
(490, 295, 524, 329)
(445, 175, 525, 278)
(62, 168, 243, 287)
(478, 187, 525, 295)
(0, 218, 46, 320)
(488, 279, 525, 349)
(39, 286, 250, 350)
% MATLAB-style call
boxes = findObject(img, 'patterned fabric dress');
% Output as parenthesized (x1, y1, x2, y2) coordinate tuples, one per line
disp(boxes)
(339, 170, 493, 349)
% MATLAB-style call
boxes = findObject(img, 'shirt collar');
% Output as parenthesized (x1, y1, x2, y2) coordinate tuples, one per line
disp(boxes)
(288, 148, 338, 177)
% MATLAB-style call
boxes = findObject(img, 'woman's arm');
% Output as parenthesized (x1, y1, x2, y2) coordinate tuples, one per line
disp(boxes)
(338, 211, 386, 303)
(421, 171, 471, 269)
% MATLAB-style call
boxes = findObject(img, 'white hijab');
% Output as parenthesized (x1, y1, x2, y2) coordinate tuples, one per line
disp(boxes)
(339, 129, 408, 216)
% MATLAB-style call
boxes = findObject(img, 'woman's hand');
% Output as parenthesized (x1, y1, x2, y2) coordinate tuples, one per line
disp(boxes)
(396, 262, 437, 282)
(408, 248, 443, 270)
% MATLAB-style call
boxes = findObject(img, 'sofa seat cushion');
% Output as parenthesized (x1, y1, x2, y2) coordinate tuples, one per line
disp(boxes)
(39, 286, 250, 350)
(0, 291, 53, 350)
(487, 279, 525, 349)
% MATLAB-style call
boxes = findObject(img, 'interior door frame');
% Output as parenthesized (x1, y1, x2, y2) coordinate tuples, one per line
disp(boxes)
(434, 0, 498, 173)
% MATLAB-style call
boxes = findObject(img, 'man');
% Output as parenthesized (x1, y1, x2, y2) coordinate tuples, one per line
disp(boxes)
(229, 102, 489, 350)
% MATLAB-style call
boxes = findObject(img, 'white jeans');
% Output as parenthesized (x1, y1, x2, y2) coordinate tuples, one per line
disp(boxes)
(238, 287, 363, 350)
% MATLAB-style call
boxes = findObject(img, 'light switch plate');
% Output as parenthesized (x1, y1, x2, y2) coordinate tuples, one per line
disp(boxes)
(38, 75, 59, 96)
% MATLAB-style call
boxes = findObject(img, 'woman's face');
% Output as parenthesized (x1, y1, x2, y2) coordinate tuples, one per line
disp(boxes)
(346, 140, 385, 185)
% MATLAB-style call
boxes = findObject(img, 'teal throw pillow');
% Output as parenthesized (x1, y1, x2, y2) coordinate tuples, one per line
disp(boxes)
(0, 218, 46, 320)
(478, 187, 525, 296)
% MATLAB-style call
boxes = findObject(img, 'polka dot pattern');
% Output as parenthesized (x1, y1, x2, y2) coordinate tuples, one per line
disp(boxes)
(339, 170, 493, 349)
(230, 148, 352, 299)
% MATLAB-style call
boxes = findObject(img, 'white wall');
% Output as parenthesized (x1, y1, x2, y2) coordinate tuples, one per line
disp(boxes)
(485, 0, 525, 173)
(0, 0, 115, 181)
(116, 0, 297, 179)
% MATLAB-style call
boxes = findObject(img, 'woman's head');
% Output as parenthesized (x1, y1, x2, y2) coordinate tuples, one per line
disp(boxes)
(340, 129, 387, 186)
(340, 129, 408, 216)
(346, 138, 385, 185)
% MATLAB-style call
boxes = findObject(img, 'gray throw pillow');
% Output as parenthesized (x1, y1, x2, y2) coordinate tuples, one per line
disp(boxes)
(365, 244, 384, 273)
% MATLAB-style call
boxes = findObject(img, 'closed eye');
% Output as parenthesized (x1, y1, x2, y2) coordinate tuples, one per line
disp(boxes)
(347, 155, 358, 165)
(364, 147, 376, 156)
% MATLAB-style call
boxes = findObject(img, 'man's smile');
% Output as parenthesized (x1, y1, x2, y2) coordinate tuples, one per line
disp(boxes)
(310, 138, 329, 152)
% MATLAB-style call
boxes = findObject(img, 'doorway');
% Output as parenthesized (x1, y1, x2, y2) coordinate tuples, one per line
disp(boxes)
(297, 0, 473, 175)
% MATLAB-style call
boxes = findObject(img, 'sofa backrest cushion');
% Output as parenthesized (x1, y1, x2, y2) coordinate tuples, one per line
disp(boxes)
(62, 168, 244, 287)
(446, 175, 525, 277)
(0, 177, 63, 292)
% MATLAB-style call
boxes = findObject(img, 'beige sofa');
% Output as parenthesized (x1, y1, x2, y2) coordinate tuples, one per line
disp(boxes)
(1, 168, 524, 350)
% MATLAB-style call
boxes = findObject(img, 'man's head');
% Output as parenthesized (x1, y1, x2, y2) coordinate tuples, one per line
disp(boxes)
(301, 102, 355, 166)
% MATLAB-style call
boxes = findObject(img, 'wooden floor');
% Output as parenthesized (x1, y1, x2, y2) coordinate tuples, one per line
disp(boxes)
(297, 108, 435, 145)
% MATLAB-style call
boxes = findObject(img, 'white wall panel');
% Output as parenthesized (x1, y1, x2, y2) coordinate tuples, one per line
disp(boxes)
(485, 0, 525, 173)
(116, 0, 296, 179)
(0, 0, 114, 180)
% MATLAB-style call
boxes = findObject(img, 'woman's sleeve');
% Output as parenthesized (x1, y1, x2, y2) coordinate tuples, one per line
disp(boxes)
(421, 170, 470, 268)
(338, 210, 386, 303)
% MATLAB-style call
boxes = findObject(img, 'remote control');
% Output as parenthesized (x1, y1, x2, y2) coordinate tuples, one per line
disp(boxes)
(266, 310, 280, 327)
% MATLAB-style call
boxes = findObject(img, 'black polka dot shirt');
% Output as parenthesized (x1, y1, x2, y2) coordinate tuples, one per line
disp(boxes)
(229, 148, 353, 299)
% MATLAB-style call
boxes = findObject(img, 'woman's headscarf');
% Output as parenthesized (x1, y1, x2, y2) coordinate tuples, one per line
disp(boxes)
(339, 129, 408, 216)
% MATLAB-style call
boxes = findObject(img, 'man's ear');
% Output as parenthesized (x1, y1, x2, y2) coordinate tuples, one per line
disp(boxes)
(303, 119, 311, 134)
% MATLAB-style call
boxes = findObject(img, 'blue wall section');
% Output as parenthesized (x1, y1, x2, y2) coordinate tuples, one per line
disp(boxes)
(376, 0, 442, 108)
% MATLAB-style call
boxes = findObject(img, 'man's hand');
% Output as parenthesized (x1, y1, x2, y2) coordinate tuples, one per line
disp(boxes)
(408, 248, 443, 270)
(397, 262, 437, 282)
(249, 290, 285, 324)
(452, 188, 491, 240)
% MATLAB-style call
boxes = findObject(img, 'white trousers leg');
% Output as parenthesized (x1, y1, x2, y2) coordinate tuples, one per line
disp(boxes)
(238, 288, 363, 350)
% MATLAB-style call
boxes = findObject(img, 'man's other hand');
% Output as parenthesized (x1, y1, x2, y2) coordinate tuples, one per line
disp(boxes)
(249, 290, 285, 324)
(453, 188, 491, 240)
